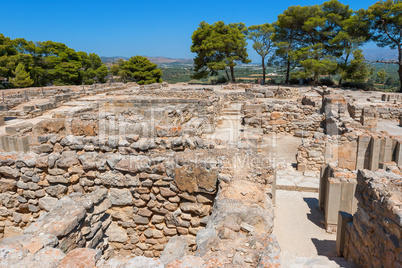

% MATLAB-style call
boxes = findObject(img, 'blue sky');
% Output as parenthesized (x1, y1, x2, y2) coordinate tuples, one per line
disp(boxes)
(3, 0, 385, 62)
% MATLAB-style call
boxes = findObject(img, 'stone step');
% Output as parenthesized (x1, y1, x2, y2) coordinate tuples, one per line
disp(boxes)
(276, 185, 318, 193)
(222, 112, 241, 116)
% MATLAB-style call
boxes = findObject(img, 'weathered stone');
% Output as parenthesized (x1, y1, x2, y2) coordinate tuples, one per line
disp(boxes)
(138, 208, 153, 217)
(160, 235, 189, 265)
(0, 179, 17, 193)
(172, 163, 218, 194)
(47, 175, 69, 184)
(105, 222, 128, 243)
(151, 215, 165, 224)
(180, 202, 203, 214)
(109, 188, 133, 205)
(45, 185, 67, 198)
(110, 206, 133, 221)
(24, 196, 86, 237)
(0, 166, 19, 178)
(4, 226, 23, 238)
(160, 187, 176, 197)
(115, 156, 150, 173)
(30, 247, 66, 267)
(124, 256, 163, 268)
(87, 187, 108, 204)
(78, 152, 107, 170)
(56, 151, 79, 168)
(58, 248, 101, 268)
(133, 215, 149, 225)
(163, 227, 177, 236)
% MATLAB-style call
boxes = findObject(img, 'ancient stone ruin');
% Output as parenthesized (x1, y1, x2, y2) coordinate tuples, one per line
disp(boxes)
(0, 83, 400, 267)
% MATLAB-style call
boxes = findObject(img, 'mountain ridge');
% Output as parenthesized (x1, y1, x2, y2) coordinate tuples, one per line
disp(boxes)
(101, 47, 398, 66)
(101, 56, 192, 65)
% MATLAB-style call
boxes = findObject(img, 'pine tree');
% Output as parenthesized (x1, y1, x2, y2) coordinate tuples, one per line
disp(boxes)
(340, 49, 371, 83)
(10, 63, 33, 88)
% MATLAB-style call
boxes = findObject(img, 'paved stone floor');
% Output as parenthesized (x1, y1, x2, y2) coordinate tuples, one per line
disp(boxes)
(376, 119, 402, 136)
(274, 191, 356, 268)
(276, 166, 320, 191)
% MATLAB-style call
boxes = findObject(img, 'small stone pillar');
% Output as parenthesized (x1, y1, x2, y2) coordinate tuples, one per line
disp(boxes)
(360, 107, 378, 127)
(324, 177, 357, 233)
(336, 211, 353, 257)
(395, 140, 402, 166)
(369, 137, 381, 171)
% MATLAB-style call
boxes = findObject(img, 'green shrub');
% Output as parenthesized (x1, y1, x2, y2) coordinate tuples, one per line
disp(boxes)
(84, 79, 94, 85)
(319, 77, 335, 86)
(341, 82, 375, 91)
(289, 78, 300, 85)
(216, 75, 228, 84)
(267, 79, 278, 84)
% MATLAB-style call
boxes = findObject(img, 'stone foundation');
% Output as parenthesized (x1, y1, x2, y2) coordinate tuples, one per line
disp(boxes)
(342, 169, 401, 267)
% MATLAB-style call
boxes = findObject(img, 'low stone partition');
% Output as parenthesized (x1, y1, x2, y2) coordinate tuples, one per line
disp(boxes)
(245, 87, 275, 98)
(273, 86, 300, 99)
(100, 176, 280, 267)
(243, 100, 323, 135)
(0, 191, 111, 267)
(381, 93, 402, 102)
(0, 115, 217, 153)
(297, 131, 402, 172)
(0, 83, 130, 111)
(0, 148, 220, 255)
(0, 144, 277, 266)
(297, 133, 358, 172)
(318, 164, 358, 232)
(341, 169, 401, 267)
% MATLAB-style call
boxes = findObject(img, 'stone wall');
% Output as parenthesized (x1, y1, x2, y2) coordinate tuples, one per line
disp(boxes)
(0, 118, 275, 259)
(0, 144, 221, 258)
(243, 100, 323, 135)
(297, 130, 402, 172)
(343, 169, 401, 267)
(2, 83, 132, 117)
(0, 191, 111, 267)
(348, 103, 401, 121)
(0, 143, 276, 267)
(296, 133, 358, 172)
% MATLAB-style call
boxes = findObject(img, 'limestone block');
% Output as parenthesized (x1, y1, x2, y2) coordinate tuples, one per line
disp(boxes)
(105, 222, 128, 243)
(109, 188, 133, 205)
(58, 248, 101, 268)
(24, 196, 86, 237)
(172, 163, 218, 194)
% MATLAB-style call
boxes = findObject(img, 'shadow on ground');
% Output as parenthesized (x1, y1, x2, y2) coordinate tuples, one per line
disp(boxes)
(303, 197, 325, 229)
(312, 238, 358, 268)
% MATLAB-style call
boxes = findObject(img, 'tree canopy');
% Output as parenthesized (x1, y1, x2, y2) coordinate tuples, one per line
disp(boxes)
(191, 21, 251, 82)
(10, 63, 33, 88)
(246, 23, 275, 84)
(0, 34, 108, 88)
(111, 56, 163, 85)
(364, 0, 402, 92)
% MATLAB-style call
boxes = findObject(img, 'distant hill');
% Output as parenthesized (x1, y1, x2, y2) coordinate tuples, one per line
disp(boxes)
(101, 56, 129, 63)
(101, 56, 193, 65)
(362, 47, 398, 62)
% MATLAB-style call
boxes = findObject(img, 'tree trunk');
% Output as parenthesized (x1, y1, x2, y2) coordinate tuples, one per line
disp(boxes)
(230, 66, 235, 82)
(262, 58, 266, 85)
(314, 72, 319, 85)
(224, 68, 230, 82)
(285, 60, 291, 84)
(399, 46, 402, 93)
(339, 52, 350, 86)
